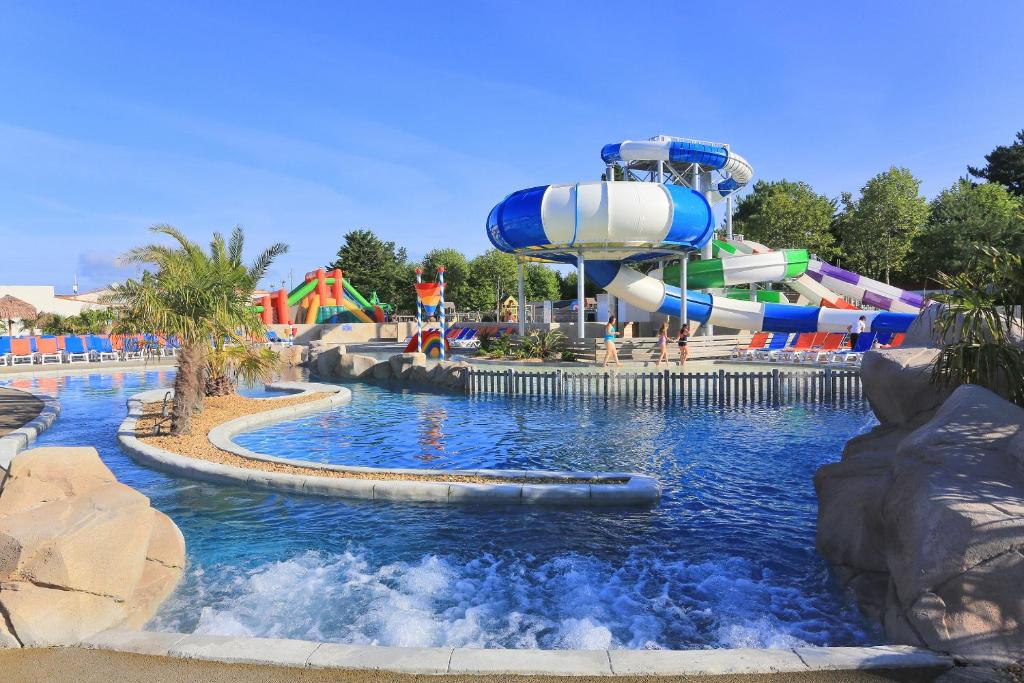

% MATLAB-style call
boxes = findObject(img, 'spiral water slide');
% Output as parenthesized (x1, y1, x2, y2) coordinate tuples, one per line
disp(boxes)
(487, 138, 920, 334)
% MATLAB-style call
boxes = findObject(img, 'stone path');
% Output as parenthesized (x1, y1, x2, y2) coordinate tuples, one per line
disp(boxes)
(0, 648, 943, 683)
(0, 387, 42, 437)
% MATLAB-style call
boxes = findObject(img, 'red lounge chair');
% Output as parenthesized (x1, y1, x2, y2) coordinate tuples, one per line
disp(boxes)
(731, 332, 769, 358)
(798, 333, 847, 363)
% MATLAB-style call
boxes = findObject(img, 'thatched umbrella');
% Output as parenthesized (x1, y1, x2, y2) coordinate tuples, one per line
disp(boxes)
(0, 295, 37, 335)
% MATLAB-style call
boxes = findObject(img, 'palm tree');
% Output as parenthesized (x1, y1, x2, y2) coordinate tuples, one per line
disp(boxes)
(108, 225, 288, 434)
(930, 245, 1024, 406)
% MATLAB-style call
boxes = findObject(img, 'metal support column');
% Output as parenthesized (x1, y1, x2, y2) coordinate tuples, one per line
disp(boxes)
(516, 259, 526, 337)
(657, 160, 664, 184)
(438, 266, 446, 361)
(576, 251, 586, 340)
(726, 194, 734, 241)
(415, 267, 423, 353)
(680, 254, 688, 325)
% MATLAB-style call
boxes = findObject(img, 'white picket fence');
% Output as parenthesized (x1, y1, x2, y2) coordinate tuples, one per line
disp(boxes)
(466, 367, 863, 405)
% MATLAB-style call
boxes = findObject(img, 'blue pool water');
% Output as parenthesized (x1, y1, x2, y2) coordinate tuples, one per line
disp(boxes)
(2, 370, 881, 650)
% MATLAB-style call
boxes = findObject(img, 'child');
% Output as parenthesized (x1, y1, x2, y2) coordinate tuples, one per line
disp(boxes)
(677, 323, 691, 367)
(655, 322, 669, 367)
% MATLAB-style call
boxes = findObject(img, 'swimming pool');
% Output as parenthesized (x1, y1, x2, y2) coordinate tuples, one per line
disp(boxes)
(3, 370, 880, 650)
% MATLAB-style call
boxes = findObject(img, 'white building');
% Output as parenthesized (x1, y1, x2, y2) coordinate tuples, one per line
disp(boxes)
(0, 285, 108, 334)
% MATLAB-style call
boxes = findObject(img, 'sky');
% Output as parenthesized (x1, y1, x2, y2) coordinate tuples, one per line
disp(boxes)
(1, 1, 1022, 293)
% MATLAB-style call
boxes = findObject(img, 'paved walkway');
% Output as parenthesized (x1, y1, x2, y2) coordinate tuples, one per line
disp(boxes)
(0, 649, 936, 683)
(0, 387, 42, 437)
(0, 358, 176, 377)
(467, 358, 830, 374)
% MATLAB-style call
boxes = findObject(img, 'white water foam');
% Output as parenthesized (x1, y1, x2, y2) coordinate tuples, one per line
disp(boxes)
(151, 548, 869, 649)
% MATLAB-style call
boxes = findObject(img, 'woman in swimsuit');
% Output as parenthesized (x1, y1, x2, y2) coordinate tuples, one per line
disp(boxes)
(603, 316, 621, 368)
(677, 323, 690, 367)
(655, 322, 669, 367)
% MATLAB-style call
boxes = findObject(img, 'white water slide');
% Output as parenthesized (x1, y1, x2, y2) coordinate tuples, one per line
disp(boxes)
(486, 137, 922, 334)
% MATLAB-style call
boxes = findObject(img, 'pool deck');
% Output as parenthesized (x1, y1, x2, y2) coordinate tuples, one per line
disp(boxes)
(20, 630, 950, 681)
(0, 357, 176, 377)
(0, 387, 42, 437)
(0, 647, 951, 683)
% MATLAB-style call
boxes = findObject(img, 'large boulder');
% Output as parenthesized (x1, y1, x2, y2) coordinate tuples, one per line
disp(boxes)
(860, 347, 949, 427)
(276, 344, 308, 367)
(0, 447, 185, 648)
(389, 352, 426, 378)
(310, 342, 346, 379)
(816, 385, 1024, 664)
(371, 360, 393, 381)
(337, 353, 378, 380)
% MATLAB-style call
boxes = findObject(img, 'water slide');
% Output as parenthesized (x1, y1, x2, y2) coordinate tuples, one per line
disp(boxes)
(486, 137, 921, 334)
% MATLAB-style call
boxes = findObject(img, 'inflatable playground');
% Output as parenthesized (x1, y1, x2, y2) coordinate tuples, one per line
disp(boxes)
(255, 268, 390, 326)
(486, 136, 925, 335)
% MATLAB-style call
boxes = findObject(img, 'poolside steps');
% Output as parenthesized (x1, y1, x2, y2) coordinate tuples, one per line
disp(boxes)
(468, 366, 863, 405)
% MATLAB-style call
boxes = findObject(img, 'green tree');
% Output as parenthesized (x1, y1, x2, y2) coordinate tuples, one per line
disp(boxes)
(109, 225, 286, 435)
(904, 180, 1024, 286)
(466, 249, 518, 313)
(731, 179, 839, 259)
(834, 167, 929, 284)
(420, 248, 470, 308)
(969, 130, 1024, 197)
(326, 229, 408, 308)
(524, 263, 559, 301)
(557, 270, 598, 301)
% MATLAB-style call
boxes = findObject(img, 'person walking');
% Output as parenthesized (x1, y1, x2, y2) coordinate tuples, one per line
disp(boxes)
(603, 315, 621, 368)
(847, 315, 867, 349)
(677, 322, 691, 367)
(655, 322, 670, 367)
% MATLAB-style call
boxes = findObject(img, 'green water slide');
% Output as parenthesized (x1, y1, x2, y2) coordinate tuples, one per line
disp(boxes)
(660, 245, 808, 290)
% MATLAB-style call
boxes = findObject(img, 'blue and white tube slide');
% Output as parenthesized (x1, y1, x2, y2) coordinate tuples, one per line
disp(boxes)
(486, 138, 918, 334)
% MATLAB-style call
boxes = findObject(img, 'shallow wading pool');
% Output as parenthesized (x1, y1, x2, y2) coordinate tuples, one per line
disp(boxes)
(2, 369, 880, 650)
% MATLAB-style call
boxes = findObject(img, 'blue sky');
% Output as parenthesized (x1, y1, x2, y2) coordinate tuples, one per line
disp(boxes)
(1, 1, 1022, 292)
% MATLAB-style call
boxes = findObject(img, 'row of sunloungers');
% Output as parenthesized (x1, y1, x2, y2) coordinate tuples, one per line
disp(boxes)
(444, 325, 517, 349)
(731, 331, 905, 366)
(0, 334, 179, 366)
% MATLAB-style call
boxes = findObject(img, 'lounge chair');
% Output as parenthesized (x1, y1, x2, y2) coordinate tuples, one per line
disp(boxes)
(450, 328, 480, 349)
(751, 333, 790, 361)
(9, 338, 35, 366)
(770, 332, 818, 362)
(0, 337, 9, 366)
(829, 333, 878, 366)
(87, 335, 118, 362)
(797, 333, 847, 364)
(731, 332, 769, 359)
(61, 336, 89, 363)
(120, 335, 144, 360)
(34, 336, 62, 364)
(879, 333, 905, 349)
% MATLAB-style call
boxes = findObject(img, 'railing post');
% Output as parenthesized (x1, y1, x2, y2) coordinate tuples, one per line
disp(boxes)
(771, 368, 780, 406)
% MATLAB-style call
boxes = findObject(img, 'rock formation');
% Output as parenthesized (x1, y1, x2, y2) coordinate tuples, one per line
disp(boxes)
(0, 447, 185, 648)
(306, 345, 470, 392)
(816, 346, 1024, 664)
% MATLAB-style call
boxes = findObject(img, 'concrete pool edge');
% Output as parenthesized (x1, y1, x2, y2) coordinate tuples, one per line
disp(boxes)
(118, 382, 662, 506)
(0, 387, 61, 471)
(79, 629, 955, 677)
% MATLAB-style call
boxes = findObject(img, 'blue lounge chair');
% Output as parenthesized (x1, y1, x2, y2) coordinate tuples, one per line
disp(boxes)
(87, 335, 117, 362)
(64, 336, 91, 362)
(0, 336, 10, 366)
(829, 333, 877, 366)
(751, 333, 790, 361)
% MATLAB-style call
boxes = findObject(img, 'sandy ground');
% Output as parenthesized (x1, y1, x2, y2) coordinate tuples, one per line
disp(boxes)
(136, 394, 617, 485)
(0, 648, 944, 683)
(0, 386, 42, 437)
